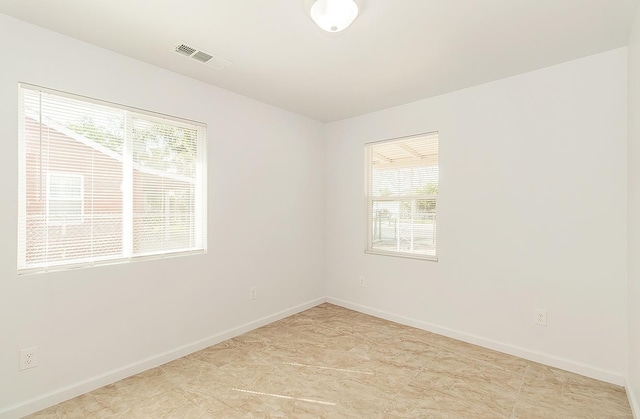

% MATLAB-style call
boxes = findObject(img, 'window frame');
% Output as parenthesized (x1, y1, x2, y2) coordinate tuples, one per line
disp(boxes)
(17, 83, 208, 275)
(364, 132, 439, 261)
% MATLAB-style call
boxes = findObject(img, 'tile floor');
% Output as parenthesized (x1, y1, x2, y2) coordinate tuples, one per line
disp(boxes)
(27, 303, 633, 418)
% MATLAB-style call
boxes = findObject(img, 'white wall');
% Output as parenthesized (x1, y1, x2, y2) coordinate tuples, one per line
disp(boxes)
(325, 48, 629, 383)
(0, 14, 325, 417)
(628, 4, 640, 416)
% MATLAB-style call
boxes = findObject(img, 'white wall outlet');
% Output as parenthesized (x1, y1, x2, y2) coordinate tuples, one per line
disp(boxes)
(359, 276, 365, 287)
(534, 309, 547, 326)
(19, 346, 38, 370)
(249, 286, 257, 301)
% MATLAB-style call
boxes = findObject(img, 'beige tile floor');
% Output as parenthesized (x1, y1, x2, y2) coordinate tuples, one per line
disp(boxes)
(27, 303, 632, 418)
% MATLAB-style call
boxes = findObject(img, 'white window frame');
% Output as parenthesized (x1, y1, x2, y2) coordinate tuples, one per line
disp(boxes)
(46, 172, 85, 226)
(365, 133, 439, 261)
(17, 83, 208, 275)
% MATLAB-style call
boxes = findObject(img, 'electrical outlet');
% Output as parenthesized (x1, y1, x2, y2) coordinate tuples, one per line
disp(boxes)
(249, 286, 257, 301)
(534, 309, 547, 326)
(19, 347, 38, 370)
(359, 276, 365, 287)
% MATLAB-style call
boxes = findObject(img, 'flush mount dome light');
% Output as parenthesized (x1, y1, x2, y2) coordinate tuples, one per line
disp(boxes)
(309, 0, 359, 32)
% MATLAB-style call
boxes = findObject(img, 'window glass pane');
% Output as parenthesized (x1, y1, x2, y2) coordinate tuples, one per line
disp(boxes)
(22, 90, 126, 268)
(131, 117, 198, 255)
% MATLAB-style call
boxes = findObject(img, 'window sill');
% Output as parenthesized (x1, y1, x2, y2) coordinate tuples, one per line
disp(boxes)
(365, 249, 438, 262)
(18, 248, 206, 276)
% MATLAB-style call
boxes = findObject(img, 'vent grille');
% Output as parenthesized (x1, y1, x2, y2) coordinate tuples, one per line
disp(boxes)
(175, 44, 196, 57)
(192, 51, 214, 63)
(173, 42, 232, 70)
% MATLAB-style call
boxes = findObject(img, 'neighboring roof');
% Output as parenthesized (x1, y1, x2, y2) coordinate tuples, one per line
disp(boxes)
(24, 108, 195, 184)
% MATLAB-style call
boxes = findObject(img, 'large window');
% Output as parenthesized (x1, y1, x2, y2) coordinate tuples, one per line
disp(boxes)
(365, 132, 438, 260)
(18, 84, 207, 274)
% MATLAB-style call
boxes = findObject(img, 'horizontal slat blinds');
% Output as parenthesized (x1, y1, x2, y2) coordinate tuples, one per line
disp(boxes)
(17, 84, 206, 274)
(366, 133, 438, 259)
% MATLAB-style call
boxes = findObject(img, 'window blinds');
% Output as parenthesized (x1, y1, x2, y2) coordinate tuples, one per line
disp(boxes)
(18, 84, 207, 274)
(365, 132, 438, 259)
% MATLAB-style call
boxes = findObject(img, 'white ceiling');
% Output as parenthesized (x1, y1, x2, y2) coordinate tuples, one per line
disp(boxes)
(1, 0, 638, 122)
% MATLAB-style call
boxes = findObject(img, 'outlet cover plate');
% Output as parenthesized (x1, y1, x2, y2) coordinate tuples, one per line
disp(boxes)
(534, 309, 547, 326)
(19, 346, 38, 370)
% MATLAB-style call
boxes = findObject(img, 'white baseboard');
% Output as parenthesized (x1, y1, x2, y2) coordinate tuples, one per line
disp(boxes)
(0, 297, 327, 419)
(327, 297, 626, 386)
(628, 379, 640, 419)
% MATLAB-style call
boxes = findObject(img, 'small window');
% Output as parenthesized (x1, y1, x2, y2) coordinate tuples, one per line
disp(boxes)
(365, 132, 439, 260)
(18, 84, 207, 274)
(47, 173, 84, 225)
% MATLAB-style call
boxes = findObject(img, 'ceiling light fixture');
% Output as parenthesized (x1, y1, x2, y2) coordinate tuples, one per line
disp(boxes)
(309, 0, 359, 33)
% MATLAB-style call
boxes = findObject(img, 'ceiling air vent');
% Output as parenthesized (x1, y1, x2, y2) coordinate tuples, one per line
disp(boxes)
(176, 44, 197, 57)
(192, 51, 213, 63)
(174, 42, 232, 70)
